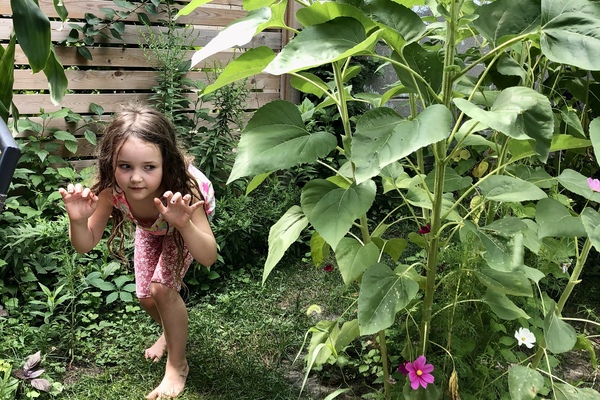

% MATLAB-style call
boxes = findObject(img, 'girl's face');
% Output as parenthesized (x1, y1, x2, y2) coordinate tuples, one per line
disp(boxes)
(114, 137, 164, 202)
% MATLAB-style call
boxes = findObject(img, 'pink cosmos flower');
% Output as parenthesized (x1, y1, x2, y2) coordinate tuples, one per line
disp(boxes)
(588, 177, 600, 193)
(418, 223, 431, 235)
(397, 361, 409, 376)
(405, 355, 435, 390)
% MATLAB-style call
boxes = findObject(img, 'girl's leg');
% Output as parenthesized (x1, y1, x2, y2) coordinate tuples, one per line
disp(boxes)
(145, 236, 193, 399)
(145, 283, 189, 400)
(139, 297, 167, 362)
(134, 228, 166, 362)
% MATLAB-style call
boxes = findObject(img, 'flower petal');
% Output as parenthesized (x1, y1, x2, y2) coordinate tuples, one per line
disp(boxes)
(421, 364, 434, 373)
(413, 355, 427, 369)
(410, 378, 420, 390)
(422, 373, 435, 384)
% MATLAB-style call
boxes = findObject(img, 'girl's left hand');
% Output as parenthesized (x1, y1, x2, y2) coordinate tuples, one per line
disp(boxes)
(154, 191, 205, 230)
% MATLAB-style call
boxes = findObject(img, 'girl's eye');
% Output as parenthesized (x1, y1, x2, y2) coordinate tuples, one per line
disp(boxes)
(144, 165, 156, 171)
(118, 164, 130, 170)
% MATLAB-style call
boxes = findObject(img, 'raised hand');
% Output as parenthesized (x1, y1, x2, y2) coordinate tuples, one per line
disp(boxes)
(154, 191, 205, 230)
(58, 183, 99, 222)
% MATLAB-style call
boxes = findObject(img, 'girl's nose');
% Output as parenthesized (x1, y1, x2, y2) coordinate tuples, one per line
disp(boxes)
(130, 171, 143, 182)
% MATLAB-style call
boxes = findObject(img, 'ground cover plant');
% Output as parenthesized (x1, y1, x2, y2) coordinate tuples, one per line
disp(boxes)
(182, 0, 600, 398)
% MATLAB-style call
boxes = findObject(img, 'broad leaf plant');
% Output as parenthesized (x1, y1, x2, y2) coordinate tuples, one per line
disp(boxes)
(183, 0, 600, 398)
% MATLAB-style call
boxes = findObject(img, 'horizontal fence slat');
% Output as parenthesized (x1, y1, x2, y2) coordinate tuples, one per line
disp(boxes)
(0, 0, 247, 27)
(13, 46, 254, 68)
(12, 92, 279, 114)
(13, 69, 280, 91)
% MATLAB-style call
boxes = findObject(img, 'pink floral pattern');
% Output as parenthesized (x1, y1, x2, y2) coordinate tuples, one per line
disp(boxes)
(133, 227, 193, 298)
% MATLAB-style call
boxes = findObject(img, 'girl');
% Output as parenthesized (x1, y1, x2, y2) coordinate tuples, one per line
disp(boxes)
(59, 103, 217, 399)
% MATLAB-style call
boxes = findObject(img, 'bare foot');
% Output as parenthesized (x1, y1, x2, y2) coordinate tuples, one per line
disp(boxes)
(145, 361, 189, 399)
(144, 333, 167, 362)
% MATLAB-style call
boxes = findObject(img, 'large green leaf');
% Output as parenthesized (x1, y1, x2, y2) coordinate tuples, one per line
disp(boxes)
(508, 365, 544, 400)
(508, 134, 592, 162)
(473, 0, 541, 45)
(203, 47, 275, 95)
(476, 267, 533, 297)
(190, 7, 272, 68)
(358, 263, 419, 335)
(352, 105, 452, 184)
(424, 167, 472, 192)
(228, 101, 337, 183)
(589, 117, 600, 166)
(553, 383, 600, 400)
(541, 11, 600, 71)
(0, 37, 16, 122)
(482, 289, 530, 320)
(176, 0, 213, 17)
(334, 238, 380, 287)
(391, 42, 444, 102)
(557, 169, 600, 202)
(296, 1, 375, 29)
(509, 164, 554, 189)
(580, 207, 600, 252)
(544, 302, 577, 354)
(542, 0, 600, 22)
(536, 198, 586, 238)
(265, 17, 383, 75)
(43, 49, 68, 105)
(357, 0, 425, 45)
(335, 319, 360, 354)
(301, 179, 376, 249)
(479, 175, 547, 202)
(263, 206, 308, 283)
(11, 0, 51, 73)
(463, 220, 525, 272)
(454, 87, 554, 162)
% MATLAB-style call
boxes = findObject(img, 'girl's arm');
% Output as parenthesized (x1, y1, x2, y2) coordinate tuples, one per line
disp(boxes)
(178, 205, 218, 267)
(59, 186, 114, 253)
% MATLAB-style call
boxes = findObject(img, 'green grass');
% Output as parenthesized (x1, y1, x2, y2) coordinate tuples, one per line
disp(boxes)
(57, 263, 357, 400)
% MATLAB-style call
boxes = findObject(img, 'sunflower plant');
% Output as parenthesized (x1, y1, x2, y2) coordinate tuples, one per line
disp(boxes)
(182, 0, 600, 398)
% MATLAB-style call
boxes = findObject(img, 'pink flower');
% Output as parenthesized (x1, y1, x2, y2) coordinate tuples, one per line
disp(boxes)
(397, 362, 409, 376)
(405, 355, 435, 390)
(418, 223, 431, 235)
(323, 264, 334, 272)
(588, 177, 600, 193)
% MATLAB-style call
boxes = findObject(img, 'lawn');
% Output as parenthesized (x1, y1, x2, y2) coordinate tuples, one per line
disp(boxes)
(54, 263, 361, 400)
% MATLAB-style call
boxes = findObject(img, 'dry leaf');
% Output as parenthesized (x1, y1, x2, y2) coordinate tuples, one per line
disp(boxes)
(31, 378, 51, 392)
(23, 351, 42, 372)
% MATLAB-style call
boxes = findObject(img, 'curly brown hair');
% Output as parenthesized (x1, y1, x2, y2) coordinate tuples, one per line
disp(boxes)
(91, 102, 201, 284)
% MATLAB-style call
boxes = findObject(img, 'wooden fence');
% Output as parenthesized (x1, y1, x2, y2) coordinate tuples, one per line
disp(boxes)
(1, 0, 288, 168)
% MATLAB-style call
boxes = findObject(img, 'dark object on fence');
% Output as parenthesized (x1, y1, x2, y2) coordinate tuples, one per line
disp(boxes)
(0, 118, 20, 211)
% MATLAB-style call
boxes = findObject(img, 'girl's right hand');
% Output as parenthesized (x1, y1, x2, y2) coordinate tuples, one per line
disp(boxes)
(58, 183, 99, 221)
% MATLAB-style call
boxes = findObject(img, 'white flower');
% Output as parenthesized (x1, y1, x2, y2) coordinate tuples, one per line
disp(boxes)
(515, 327, 536, 349)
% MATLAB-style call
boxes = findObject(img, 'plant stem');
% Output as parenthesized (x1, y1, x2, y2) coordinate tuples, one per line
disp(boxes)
(531, 237, 592, 368)
(419, 0, 457, 355)
(379, 329, 391, 399)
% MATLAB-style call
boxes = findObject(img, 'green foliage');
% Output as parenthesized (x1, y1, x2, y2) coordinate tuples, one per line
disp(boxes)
(2, 0, 67, 119)
(186, 66, 250, 197)
(211, 177, 302, 272)
(60, 0, 159, 61)
(189, 0, 600, 398)
(139, 1, 197, 137)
